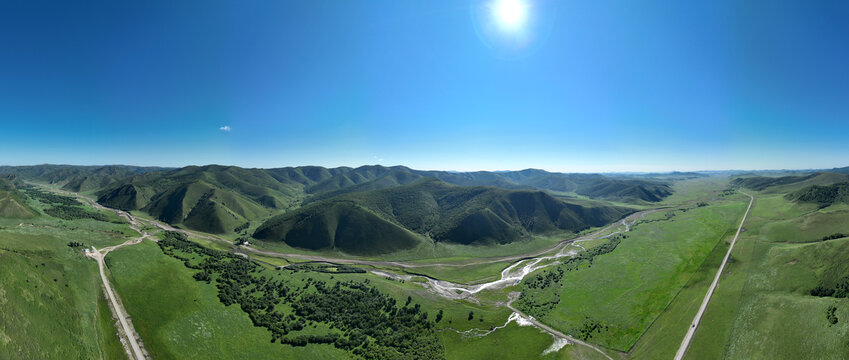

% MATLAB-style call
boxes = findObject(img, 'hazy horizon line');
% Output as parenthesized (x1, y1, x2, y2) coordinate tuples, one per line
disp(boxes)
(2, 162, 845, 175)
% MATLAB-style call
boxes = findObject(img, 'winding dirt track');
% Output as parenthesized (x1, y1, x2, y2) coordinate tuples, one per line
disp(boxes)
(507, 304, 614, 360)
(86, 218, 151, 360)
(673, 190, 753, 360)
(37, 185, 152, 360)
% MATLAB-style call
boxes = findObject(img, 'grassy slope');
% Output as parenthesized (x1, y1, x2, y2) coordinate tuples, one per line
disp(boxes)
(687, 192, 849, 359)
(626, 230, 733, 359)
(0, 231, 122, 359)
(0, 177, 37, 218)
(539, 200, 746, 351)
(107, 236, 555, 359)
(106, 240, 350, 360)
(0, 190, 37, 218)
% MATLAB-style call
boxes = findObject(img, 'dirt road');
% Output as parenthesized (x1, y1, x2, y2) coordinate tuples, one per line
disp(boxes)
(88, 206, 152, 360)
(673, 191, 753, 360)
(506, 303, 614, 360)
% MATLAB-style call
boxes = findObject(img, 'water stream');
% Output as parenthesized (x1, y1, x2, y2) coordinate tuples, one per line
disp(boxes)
(372, 213, 645, 301)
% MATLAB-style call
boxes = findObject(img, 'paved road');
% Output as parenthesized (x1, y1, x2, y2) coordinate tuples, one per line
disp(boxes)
(673, 191, 754, 360)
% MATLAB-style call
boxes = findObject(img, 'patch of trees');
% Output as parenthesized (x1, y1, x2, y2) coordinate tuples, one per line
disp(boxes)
(157, 231, 443, 359)
(820, 233, 847, 242)
(66, 241, 86, 248)
(283, 263, 366, 274)
(570, 317, 608, 341)
(20, 187, 80, 206)
(44, 204, 110, 222)
(516, 234, 625, 318)
(234, 222, 250, 233)
(811, 276, 849, 298)
(827, 305, 839, 325)
(697, 202, 709, 207)
(634, 211, 678, 227)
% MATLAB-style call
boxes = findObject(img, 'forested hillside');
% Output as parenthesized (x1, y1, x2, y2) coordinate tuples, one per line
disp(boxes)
(788, 182, 849, 207)
(254, 179, 633, 254)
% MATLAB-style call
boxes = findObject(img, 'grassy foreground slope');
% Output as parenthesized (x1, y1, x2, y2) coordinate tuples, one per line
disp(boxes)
(687, 188, 849, 359)
(0, 175, 36, 218)
(0, 223, 125, 359)
(107, 233, 575, 359)
(106, 240, 349, 360)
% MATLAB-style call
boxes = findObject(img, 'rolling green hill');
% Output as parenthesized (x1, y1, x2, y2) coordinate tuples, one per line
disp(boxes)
(97, 165, 303, 233)
(732, 172, 849, 192)
(0, 164, 167, 192)
(787, 182, 849, 207)
(0, 175, 36, 218)
(254, 178, 634, 255)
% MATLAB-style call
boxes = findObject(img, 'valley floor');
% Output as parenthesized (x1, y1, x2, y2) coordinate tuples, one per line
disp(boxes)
(4, 176, 846, 359)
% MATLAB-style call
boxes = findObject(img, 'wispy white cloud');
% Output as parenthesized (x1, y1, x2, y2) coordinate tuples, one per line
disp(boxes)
(219, 125, 231, 132)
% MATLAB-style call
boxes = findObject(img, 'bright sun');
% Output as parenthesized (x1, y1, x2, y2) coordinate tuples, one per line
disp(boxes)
(491, 0, 529, 31)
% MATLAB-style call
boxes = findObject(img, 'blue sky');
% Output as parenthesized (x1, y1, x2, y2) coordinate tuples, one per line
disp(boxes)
(1, 0, 847, 172)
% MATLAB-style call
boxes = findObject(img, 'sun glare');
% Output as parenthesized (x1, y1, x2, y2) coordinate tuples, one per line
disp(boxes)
(491, 0, 529, 31)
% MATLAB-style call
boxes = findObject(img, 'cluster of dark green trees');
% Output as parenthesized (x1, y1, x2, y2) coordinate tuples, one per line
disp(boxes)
(635, 210, 678, 226)
(283, 263, 366, 274)
(516, 234, 625, 319)
(19, 186, 80, 206)
(234, 222, 250, 233)
(573, 317, 608, 341)
(66, 241, 86, 248)
(811, 276, 849, 298)
(19, 186, 112, 221)
(157, 231, 444, 359)
(820, 233, 847, 242)
(827, 305, 839, 325)
(44, 204, 109, 222)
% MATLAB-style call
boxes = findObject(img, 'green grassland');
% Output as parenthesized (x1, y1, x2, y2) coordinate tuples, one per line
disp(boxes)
(627, 231, 733, 359)
(106, 240, 349, 359)
(686, 186, 849, 359)
(0, 231, 123, 359)
(105, 229, 612, 359)
(517, 198, 747, 352)
(442, 322, 609, 360)
(0, 179, 147, 359)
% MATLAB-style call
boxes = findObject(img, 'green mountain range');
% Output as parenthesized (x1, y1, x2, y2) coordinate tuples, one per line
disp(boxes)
(0, 164, 167, 192)
(2, 165, 667, 246)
